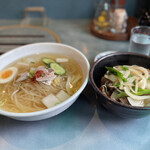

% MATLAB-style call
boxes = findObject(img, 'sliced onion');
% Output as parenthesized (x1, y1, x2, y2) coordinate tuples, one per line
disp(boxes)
(104, 74, 118, 82)
(127, 97, 144, 107)
(124, 86, 150, 100)
(135, 79, 138, 93)
(120, 70, 130, 78)
(110, 91, 118, 100)
(146, 81, 150, 89)
(131, 65, 149, 79)
(117, 77, 124, 90)
(129, 68, 146, 89)
(138, 78, 147, 89)
(145, 99, 150, 106)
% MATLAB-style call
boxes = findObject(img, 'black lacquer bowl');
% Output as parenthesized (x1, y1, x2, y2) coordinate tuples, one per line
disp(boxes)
(90, 52, 150, 118)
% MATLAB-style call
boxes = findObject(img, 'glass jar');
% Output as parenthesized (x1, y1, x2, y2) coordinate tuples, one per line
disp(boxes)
(94, 0, 111, 32)
(110, 0, 128, 33)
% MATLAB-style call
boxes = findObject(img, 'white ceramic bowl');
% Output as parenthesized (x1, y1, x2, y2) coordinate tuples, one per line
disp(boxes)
(0, 43, 90, 121)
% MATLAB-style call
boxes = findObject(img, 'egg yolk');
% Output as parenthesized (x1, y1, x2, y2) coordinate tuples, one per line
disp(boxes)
(1, 70, 13, 79)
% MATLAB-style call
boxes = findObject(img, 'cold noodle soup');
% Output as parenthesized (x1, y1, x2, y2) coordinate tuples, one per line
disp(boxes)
(0, 53, 83, 113)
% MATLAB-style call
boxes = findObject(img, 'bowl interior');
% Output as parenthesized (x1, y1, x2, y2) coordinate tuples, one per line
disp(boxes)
(92, 52, 150, 89)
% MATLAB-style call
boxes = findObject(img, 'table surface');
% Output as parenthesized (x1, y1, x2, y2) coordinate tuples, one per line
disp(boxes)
(0, 19, 149, 150)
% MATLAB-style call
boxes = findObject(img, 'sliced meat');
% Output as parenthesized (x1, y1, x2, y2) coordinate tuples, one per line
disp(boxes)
(35, 66, 56, 85)
(100, 77, 115, 97)
(100, 76, 112, 86)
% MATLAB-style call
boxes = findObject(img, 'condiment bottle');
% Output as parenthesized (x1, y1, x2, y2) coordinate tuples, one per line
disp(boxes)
(110, 0, 128, 33)
(94, 0, 111, 32)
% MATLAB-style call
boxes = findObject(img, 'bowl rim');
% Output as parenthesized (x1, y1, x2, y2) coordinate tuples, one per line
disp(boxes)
(0, 42, 90, 117)
(90, 51, 150, 110)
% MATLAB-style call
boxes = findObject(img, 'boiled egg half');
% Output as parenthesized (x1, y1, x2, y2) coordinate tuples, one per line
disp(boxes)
(0, 67, 18, 84)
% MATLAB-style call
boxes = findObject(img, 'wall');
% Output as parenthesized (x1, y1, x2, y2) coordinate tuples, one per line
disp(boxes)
(0, 0, 147, 19)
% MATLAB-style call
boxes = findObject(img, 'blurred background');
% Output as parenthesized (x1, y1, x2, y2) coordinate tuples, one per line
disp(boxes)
(0, 0, 149, 60)
(0, 0, 149, 19)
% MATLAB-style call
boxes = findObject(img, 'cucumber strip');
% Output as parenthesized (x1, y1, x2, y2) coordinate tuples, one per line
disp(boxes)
(50, 62, 66, 75)
(42, 57, 55, 65)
